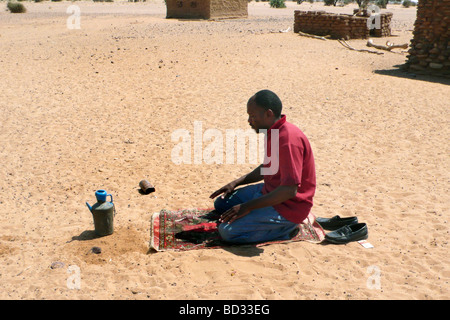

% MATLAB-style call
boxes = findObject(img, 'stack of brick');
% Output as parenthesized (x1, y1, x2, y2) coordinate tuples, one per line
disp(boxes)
(405, 0, 450, 77)
(372, 12, 392, 37)
(294, 11, 369, 40)
(294, 10, 393, 40)
(353, 9, 392, 37)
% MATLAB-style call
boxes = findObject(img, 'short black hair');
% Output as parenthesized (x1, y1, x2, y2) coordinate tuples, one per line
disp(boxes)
(250, 90, 282, 118)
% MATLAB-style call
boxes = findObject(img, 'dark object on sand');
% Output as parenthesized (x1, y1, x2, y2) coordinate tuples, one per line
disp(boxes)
(325, 223, 368, 244)
(91, 246, 102, 254)
(86, 190, 115, 237)
(139, 180, 155, 194)
(316, 215, 358, 230)
(50, 261, 65, 269)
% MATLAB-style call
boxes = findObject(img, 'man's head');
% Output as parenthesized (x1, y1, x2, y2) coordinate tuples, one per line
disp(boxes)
(247, 90, 282, 133)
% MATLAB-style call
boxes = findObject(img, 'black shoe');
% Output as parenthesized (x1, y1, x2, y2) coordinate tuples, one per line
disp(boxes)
(316, 215, 358, 230)
(289, 227, 300, 239)
(325, 223, 368, 244)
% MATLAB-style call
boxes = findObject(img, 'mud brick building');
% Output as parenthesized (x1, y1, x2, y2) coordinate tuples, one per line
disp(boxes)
(405, 0, 450, 77)
(166, 0, 248, 20)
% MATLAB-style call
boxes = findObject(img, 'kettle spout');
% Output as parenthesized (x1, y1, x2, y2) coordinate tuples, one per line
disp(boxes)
(86, 202, 92, 212)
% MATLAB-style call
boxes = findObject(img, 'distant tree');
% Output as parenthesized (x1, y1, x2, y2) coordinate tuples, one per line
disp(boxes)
(376, 0, 388, 8)
(402, 0, 415, 7)
(7, 1, 26, 13)
(324, 0, 338, 6)
(356, 0, 370, 8)
(270, 0, 286, 7)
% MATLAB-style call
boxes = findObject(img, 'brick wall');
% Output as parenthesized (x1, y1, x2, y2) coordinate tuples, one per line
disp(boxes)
(166, 0, 247, 20)
(294, 10, 392, 40)
(405, 0, 450, 76)
(354, 9, 392, 37)
(166, 0, 210, 19)
(210, 0, 248, 19)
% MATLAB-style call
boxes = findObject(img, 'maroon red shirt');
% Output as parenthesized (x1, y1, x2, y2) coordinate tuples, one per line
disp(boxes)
(262, 115, 316, 224)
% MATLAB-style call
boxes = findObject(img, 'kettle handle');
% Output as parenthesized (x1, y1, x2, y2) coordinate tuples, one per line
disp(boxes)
(107, 194, 116, 216)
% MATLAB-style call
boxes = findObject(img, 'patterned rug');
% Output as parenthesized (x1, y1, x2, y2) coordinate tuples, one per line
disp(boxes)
(149, 208, 326, 252)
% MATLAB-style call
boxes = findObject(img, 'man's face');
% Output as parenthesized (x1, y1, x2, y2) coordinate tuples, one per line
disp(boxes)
(247, 100, 269, 133)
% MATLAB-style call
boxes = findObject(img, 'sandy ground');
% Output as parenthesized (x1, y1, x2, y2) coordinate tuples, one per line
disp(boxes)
(0, 1, 448, 300)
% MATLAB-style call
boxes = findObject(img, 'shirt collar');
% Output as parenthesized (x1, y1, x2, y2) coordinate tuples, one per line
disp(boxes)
(268, 115, 286, 133)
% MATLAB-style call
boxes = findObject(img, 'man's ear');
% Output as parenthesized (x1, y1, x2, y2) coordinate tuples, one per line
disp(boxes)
(265, 109, 274, 118)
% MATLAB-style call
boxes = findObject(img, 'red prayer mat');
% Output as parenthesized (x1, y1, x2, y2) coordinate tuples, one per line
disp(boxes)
(149, 208, 325, 252)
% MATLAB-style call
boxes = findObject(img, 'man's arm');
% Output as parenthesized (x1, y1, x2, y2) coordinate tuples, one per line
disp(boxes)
(235, 164, 264, 187)
(220, 184, 298, 224)
(209, 164, 264, 199)
(242, 185, 297, 211)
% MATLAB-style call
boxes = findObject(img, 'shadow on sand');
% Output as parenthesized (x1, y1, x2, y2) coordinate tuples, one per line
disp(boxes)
(374, 65, 450, 86)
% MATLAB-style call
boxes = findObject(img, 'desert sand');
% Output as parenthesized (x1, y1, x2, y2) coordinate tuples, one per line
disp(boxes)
(0, 1, 448, 300)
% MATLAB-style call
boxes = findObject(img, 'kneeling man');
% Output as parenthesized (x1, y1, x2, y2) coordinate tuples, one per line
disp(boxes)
(209, 90, 316, 243)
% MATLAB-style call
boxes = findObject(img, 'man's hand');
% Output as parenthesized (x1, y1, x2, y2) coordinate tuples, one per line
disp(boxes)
(218, 185, 298, 224)
(219, 204, 250, 224)
(210, 165, 264, 200)
(209, 182, 237, 200)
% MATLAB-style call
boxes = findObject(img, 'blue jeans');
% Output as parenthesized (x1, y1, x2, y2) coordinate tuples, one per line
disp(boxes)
(214, 183, 298, 244)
